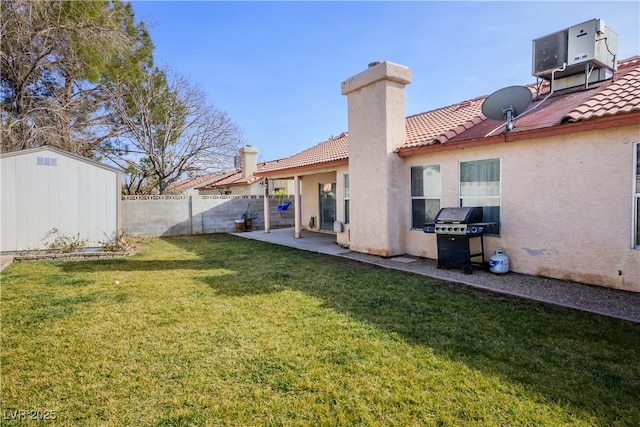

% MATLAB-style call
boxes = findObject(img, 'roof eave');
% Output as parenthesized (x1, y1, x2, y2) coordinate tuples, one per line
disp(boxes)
(0, 145, 122, 173)
(258, 158, 349, 178)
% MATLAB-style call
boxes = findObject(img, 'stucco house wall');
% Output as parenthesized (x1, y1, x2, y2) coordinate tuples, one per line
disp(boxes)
(1, 146, 121, 252)
(255, 55, 640, 292)
(403, 126, 640, 291)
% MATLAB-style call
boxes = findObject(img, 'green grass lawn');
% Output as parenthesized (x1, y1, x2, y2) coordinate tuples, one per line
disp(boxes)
(1, 235, 639, 426)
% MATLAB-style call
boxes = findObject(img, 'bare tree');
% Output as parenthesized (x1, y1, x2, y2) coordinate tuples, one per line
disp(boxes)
(105, 67, 243, 194)
(1, 0, 152, 155)
(116, 158, 156, 195)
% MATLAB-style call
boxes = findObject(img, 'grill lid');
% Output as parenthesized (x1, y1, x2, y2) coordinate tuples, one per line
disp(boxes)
(435, 207, 484, 224)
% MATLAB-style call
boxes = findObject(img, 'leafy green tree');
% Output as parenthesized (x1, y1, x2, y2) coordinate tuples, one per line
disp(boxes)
(1, 0, 152, 155)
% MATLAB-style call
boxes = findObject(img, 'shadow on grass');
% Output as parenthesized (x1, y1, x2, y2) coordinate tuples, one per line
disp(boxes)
(62, 235, 640, 424)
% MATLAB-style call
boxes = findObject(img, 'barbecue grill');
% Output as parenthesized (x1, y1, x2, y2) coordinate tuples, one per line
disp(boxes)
(423, 207, 499, 274)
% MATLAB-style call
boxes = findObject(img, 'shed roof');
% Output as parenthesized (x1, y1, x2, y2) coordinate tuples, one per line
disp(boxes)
(0, 145, 121, 173)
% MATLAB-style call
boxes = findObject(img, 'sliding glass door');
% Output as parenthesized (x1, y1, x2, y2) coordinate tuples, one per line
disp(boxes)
(319, 182, 336, 231)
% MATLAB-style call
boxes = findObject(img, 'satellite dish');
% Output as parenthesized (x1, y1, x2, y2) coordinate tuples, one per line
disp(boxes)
(481, 86, 532, 132)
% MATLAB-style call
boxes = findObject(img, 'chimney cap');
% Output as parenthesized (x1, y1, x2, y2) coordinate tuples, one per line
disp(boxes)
(342, 61, 411, 96)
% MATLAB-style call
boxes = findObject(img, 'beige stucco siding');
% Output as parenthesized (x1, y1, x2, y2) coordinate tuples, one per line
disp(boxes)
(343, 62, 411, 256)
(405, 126, 640, 291)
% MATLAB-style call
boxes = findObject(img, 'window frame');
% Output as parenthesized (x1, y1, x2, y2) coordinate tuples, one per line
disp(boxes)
(633, 142, 640, 249)
(459, 158, 501, 235)
(343, 173, 350, 224)
(410, 164, 442, 230)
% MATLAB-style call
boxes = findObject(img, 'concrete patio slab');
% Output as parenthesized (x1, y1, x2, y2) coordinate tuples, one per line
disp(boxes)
(231, 227, 351, 256)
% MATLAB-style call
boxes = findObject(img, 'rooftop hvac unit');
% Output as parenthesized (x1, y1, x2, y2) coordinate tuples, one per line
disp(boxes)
(532, 30, 568, 76)
(567, 19, 617, 68)
(532, 19, 618, 80)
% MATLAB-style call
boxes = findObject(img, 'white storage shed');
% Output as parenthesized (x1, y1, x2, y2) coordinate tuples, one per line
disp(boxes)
(1, 146, 121, 252)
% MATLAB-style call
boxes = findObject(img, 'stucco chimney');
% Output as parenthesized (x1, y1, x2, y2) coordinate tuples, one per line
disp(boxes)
(341, 61, 411, 257)
(239, 145, 258, 179)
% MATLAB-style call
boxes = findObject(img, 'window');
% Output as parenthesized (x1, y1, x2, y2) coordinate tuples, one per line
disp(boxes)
(411, 165, 441, 229)
(460, 158, 500, 234)
(37, 156, 57, 166)
(634, 143, 640, 248)
(343, 173, 350, 224)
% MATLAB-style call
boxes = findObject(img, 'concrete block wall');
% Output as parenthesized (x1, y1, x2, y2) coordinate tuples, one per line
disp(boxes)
(121, 195, 295, 237)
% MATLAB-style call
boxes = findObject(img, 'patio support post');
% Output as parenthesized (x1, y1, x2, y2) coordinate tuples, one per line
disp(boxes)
(263, 180, 270, 233)
(294, 175, 302, 238)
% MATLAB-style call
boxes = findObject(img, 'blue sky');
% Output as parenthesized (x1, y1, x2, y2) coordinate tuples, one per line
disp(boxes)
(131, 1, 640, 162)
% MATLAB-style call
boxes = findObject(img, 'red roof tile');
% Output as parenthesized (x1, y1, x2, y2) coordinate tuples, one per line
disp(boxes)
(167, 171, 228, 194)
(441, 56, 640, 144)
(258, 132, 349, 174)
(563, 63, 640, 122)
(405, 96, 487, 147)
(196, 169, 262, 189)
(228, 56, 640, 176)
(197, 154, 307, 189)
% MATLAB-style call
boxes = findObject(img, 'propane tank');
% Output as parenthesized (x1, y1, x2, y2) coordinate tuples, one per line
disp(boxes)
(489, 248, 510, 274)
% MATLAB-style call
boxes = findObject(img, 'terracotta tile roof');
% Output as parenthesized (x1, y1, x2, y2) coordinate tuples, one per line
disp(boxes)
(563, 60, 640, 122)
(228, 56, 640, 176)
(196, 169, 262, 189)
(258, 132, 349, 174)
(405, 96, 486, 147)
(448, 85, 596, 142)
(167, 171, 228, 194)
(197, 154, 307, 188)
(440, 56, 640, 144)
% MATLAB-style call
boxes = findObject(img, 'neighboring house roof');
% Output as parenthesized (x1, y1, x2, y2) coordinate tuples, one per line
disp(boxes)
(202, 171, 259, 189)
(167, 171, 228, 194)
(196, 167, 265, 190)
(0, 145, 121, 173)
(258, 56, 640, 175)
